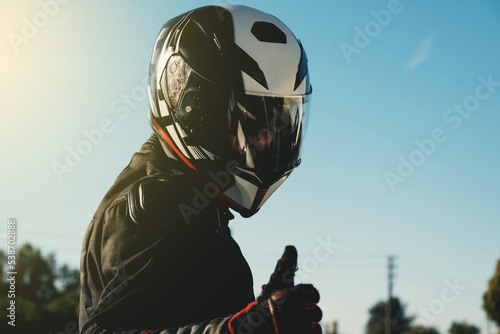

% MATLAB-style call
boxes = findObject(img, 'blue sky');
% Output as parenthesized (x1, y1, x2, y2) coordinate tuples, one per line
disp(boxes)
(1, 1, 499, 334)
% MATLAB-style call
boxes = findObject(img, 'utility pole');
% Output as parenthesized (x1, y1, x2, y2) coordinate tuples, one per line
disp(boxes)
(385, 255, 397, 334)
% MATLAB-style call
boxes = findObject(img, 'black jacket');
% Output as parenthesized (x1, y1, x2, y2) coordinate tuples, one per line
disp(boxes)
(79, 134, 255, 333)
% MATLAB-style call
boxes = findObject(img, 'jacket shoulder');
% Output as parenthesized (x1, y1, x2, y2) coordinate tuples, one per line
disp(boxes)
(127, 174, 193, 227)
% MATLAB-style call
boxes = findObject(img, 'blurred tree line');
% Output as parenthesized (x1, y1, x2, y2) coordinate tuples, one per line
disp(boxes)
(0, 243, 80, 333)
(360, 297, 480, 334)
(322, 296, 482, 334)
(323, 290, 490, 334)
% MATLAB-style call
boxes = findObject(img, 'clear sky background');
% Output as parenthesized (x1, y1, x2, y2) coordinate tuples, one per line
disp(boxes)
(1, 1, 499, 334)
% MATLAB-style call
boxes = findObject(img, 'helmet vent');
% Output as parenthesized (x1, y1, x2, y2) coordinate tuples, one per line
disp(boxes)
(251, 21, 287, 44)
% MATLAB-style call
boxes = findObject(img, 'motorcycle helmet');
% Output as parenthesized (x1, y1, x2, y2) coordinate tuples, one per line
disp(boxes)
(148, 4, 311, 217)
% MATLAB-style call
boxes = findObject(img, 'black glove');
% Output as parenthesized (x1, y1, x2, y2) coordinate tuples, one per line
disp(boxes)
(257, 245, 298, 302)
(227, 246, 322, 334)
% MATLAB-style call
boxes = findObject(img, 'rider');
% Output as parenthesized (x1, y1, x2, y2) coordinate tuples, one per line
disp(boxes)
(79, 5, 321, 334)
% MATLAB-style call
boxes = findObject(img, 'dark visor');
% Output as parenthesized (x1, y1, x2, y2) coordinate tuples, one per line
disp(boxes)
(226, 92, 311, 172)
(164, 54, 311, 173)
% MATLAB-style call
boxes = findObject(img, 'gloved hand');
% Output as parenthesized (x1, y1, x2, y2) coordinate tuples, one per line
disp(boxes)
(228, 246, 322, 334)
(257, 245, 298, 302)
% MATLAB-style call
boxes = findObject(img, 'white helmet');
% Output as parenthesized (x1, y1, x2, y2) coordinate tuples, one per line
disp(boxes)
(148, 5, 312, 217)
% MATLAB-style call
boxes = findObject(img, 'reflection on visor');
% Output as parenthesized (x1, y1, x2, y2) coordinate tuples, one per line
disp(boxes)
(227, 93, 310, 172)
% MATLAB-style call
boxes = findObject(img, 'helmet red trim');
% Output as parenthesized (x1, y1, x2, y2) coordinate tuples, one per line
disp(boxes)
(151, 118, 197, 171)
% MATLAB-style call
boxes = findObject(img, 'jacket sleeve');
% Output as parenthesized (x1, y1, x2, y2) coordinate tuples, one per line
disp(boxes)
(84, 316, 233, 334)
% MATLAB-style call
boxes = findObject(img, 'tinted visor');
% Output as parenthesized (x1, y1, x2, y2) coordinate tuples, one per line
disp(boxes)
(164, 55, 311, 174)
(227, 92, 311, 172)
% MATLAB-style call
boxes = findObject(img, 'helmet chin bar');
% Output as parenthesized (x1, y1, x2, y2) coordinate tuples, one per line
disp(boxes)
(192, 160, 293, 218)
(154, 111, 295, 218)
(222, 169, 291, 217)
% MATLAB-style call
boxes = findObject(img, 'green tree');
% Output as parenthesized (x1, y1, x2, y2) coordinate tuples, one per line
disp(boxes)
(59, 264, 81, 294)
(16, 243, 59, 303)
(366, 297, 414, 334)
(46, 264, 81, 319)
(0, 250, 7, 296)
(410, 325, 440, 334)
(0, 243, 80, 332)
(448, 321, 479, 334)
(483, 259, 500, 328)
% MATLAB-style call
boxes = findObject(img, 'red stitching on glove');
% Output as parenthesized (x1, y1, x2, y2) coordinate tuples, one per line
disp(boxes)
(268, 299, 280, 334)
(228, 301, 258, 334)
